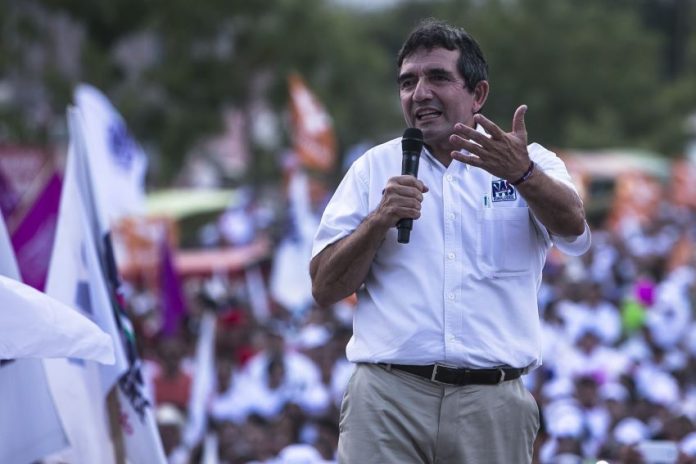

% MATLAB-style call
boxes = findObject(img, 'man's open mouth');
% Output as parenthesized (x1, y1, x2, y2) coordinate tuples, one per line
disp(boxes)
(416, 109, 442, 121)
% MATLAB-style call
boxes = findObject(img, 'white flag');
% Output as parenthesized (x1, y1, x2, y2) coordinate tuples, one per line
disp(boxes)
(0, 214, 69, 464)
(69, 103, 167, 463)
(201, 432, 221, 464)
(74, 83, 147, 228)
(270, 170, 318, 313)
(42, 358, 118, 464)
(0, 274, 114, 363)
(0, 178, 114, 362)
(48, 131, 129, 387)
(43, 135, 124, 463)
(182, 311, 217, 448)
(0, 361, 69, 464)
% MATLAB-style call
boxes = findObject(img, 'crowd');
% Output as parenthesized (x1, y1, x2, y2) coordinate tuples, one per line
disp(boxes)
(123, 180, 696, 464)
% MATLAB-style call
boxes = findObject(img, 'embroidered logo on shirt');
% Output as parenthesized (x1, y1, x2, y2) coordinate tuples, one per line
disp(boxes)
(491, 179, 517, 202)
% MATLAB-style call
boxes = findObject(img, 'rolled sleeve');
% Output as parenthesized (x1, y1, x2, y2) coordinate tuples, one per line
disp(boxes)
(528, 143, 592, 256)
(312, 161, 370, 259)
(551, 221, 591, 256)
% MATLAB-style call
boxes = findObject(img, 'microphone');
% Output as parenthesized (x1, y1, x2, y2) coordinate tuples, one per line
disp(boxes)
(397, 127, 424, 244)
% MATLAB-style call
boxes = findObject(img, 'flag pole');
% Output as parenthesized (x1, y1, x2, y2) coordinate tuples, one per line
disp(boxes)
(107, 388, 127, 464)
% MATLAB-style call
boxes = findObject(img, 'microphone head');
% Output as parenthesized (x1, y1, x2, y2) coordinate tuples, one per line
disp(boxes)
(402, 128, 423, 153)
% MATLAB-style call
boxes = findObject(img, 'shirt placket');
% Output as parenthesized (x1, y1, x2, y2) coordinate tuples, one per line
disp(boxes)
(442, 166, 461, 359)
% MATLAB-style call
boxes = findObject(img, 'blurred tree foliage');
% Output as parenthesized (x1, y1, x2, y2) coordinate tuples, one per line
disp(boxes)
(0, 0, 695, 186)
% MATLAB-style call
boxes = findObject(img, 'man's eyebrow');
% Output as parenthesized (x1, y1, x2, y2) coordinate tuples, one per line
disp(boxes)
(397, 72, 415, 84)
(426, 68, 455, 77)
(397, 67, 456, 84)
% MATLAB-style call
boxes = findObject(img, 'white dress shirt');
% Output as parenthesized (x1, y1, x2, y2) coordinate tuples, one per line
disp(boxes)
(312, 131, 591, 370)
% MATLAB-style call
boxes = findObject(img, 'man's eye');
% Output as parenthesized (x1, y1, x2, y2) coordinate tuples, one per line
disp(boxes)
(400, 79, 415, 90)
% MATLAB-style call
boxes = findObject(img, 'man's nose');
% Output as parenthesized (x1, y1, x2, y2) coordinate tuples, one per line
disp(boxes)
(413, 78, 432, 101)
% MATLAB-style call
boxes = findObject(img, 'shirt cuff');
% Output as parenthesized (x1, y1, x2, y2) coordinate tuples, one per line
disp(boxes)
(551, 221, 591, 256)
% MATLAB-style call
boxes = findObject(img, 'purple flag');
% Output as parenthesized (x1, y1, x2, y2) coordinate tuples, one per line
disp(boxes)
(159, 238, 187, 337)
(11, 173, 62, 291)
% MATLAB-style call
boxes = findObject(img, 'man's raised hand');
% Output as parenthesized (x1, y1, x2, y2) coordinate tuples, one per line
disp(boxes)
(449, 104, 531, 182)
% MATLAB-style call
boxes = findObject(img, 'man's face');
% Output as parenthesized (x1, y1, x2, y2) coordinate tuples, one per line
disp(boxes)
(398, 47, 485, 156)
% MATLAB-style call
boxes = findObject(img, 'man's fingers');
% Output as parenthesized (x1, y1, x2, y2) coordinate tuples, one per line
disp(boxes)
(473, 113, 505, 139)
(399, 176, 428, 193)
(389, 175, 426, 189)
(452, 125, 494, 150)
(451, 136, 486, 157)
(512, 104, 528, 139)
(384, 177, 427, 198)
(381, 182, 426, 221)
(451, 150, 482, 167)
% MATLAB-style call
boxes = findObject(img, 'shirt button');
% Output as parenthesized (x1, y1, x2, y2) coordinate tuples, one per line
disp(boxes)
(447, 212, 455, 220)
(449, 335, 456, 342)
(447, 252, 455, 260)
(448, 293, 455, 300)
(446, 174, 454, 182)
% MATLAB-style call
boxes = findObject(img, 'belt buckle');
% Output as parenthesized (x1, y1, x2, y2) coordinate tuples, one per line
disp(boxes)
(496, 368, 506, 384)
(430, 364, 444, 384)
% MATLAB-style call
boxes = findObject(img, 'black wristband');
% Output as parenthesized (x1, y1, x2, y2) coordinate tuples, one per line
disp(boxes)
(511, 161, 535, 186)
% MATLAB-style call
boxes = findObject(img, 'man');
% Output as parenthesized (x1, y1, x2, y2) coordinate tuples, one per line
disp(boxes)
(310, 19, 590, 463)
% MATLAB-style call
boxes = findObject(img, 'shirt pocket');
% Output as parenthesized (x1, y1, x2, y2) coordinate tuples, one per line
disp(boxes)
(477, 206, 534, 277)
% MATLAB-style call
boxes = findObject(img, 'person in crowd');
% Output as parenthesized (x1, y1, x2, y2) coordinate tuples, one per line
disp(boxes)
(310, 18, 590, 463)
(150, 336, 193, 411)
(155, 403, 190, 464)
(561, 281, 622, 346)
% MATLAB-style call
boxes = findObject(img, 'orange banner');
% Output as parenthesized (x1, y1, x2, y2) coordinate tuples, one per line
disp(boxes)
(288, 73, 337, 172)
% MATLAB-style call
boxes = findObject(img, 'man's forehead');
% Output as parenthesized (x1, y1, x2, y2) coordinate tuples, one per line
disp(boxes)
(399, 47, 459, 73)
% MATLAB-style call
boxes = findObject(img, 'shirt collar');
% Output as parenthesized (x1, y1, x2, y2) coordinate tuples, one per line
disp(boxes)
(424, 123, 488, 172)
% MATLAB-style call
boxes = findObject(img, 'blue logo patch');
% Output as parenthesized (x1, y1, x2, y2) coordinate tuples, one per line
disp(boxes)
(491, 179, 516, 202)
(108, 121, 137, 170)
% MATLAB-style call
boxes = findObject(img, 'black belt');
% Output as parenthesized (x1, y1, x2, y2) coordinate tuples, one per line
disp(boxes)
(386, 364, 523, 386)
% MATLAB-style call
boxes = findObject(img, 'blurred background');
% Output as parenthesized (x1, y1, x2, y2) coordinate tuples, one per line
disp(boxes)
(3, 0, 696, 463)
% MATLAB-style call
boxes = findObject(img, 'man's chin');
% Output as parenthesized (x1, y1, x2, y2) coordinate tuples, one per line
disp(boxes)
(415, 124, 433, 138)
(419, 127, 446, 145)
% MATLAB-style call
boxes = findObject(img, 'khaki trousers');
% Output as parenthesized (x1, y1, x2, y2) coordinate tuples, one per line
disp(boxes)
(338, 363, 539, 464)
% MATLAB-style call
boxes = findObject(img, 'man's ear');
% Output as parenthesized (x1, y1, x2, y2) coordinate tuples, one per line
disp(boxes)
(472, 80, 489, 113)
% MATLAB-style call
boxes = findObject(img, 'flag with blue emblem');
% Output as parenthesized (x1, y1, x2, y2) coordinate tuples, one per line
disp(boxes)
(71, 95, 167, 461)
(74, 84, 147, 228)
(43, 131, 126, 463)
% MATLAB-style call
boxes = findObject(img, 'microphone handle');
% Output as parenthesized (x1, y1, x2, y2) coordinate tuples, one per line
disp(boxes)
(396, 151, 420, 244)
(397, 221, 412, 243)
